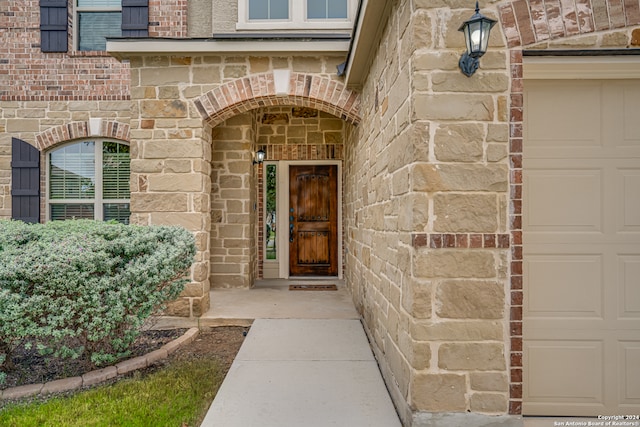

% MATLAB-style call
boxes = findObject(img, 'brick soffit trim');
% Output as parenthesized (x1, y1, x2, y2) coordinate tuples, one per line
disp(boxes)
(194, 72, 361, 127)
(498, 0, 640, 48)
(36, 121, 131, 151)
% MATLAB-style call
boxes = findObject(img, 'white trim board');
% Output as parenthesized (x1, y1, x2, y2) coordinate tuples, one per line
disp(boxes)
(523, 56, 640, 80)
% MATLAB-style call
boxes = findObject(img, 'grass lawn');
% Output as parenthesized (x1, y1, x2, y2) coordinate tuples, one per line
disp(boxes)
(0, 358, 224, 427)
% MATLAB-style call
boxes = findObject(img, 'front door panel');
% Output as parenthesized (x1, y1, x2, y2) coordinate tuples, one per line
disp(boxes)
(289, 165, 338, 276)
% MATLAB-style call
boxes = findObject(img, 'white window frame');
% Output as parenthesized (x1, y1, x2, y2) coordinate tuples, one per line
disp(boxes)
(46, 139, 130, 222)
(73, 0, 122, 52)
(237, 0, 356, 31)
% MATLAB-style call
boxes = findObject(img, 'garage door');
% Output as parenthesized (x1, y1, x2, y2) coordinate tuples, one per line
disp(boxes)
(523, 78, 640, 416)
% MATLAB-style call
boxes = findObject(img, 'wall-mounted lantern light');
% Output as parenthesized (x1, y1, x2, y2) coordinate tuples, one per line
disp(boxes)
(253, 149, 266, 165)
(458, 1, 496, 77)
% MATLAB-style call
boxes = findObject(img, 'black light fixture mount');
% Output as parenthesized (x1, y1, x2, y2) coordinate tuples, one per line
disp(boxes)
(253, 149, 266, 165)
(458, 1, 496, 77)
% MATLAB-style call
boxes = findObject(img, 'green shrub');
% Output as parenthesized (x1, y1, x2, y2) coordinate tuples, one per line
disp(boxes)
(0, 220, 196, 376)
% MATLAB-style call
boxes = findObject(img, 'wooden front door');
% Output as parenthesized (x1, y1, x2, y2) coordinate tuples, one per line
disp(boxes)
(289, 165, 338, 276)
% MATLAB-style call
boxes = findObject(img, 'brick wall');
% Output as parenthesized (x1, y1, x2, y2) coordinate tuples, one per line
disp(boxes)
(0, 0, 130, 101)
(149, 0, 188, 38)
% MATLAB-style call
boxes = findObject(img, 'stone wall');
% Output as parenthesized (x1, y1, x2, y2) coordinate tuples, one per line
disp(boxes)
(210, 113, 256, 289)
(127, 55, 356, 314)
(343, 0, 512, 425)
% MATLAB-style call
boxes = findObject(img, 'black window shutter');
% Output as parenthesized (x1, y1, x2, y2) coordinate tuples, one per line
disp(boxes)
(11, 138, 41, 224)
(122, 0, 149, 37)
(40, 0, 68, 52)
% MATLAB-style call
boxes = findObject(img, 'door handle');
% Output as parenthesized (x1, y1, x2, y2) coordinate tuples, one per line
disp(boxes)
(289, 223, 294, 242)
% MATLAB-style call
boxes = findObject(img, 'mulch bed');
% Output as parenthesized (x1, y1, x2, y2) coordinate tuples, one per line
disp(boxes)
(1, 329, 187, 390)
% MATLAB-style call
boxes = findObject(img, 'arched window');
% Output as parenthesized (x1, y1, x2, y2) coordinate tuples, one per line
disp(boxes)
(47, 139, 130, 223)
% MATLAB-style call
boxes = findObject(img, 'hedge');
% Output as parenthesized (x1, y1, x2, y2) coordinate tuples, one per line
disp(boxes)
(0, 220, 196, 382)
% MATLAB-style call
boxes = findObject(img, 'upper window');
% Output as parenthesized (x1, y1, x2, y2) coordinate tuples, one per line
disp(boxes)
(238, 0, 354, 30)
(40, 0, 148, 53)
(75, 0, 122, 51)
(48, 140, 130, 223)
(248, 0, 288, 20)
(307, 0, 347, 19)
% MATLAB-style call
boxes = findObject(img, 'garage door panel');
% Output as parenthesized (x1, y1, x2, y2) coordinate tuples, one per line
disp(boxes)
(525, 254, 603, 318)
(524, 77, 640, 416)
(618, 169, 640, 231)
(618, 255, 640, 319)
(525, 81, 602, 148)
(619, 342, 640, 403)
(621, 84, 640, 147)
(524, 340, 604, 403)
(524, 169, 602, 232)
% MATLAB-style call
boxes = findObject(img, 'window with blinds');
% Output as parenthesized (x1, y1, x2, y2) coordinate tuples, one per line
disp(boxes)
(48, 140, 130, 223)
(75, 0, 122, 51)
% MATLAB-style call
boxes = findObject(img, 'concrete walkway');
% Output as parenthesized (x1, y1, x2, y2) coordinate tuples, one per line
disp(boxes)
(200, 281, 402, 427)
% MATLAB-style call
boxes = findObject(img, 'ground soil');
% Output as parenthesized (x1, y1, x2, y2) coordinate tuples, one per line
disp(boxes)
(0, 326, 248, 408)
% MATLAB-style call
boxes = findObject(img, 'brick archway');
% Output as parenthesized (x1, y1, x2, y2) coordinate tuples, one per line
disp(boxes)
(498, 0, 640, 47)
(36, 120, 130, 151)
(194, 72, 361, 127)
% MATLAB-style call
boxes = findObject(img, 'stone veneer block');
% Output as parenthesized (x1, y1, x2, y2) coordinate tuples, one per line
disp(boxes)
(438, 343, 506, 371)
(163, 297, 191, 318)
(412, 164, 508, 193)
(141, 100, 188, 118)
(436, 281, 505, 319)
(143, 140, 205, 159)
(413, 94, 494, 121)
(470, 392, 509, 413)
(140, 67, 190, 85)
(411, 320, 504, 341)
(191, 292, 210, 317)
(432, 72, 509, 93)
(147, 174, 203, 192)
(130, 193, 188, 212)
(413, 250, 496, 278)
(149, 212, 204, 231)
(433, 194, 499, 233)
(399, 331, 431, 370)
(470, 372, 509, 392)
(434, 124, 484, 162)
(410, 373, 467, 412)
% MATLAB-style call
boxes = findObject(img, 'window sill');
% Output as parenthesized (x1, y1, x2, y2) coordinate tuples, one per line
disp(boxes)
(236, 21, 353, 31)
(68, 50, 114, 58)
